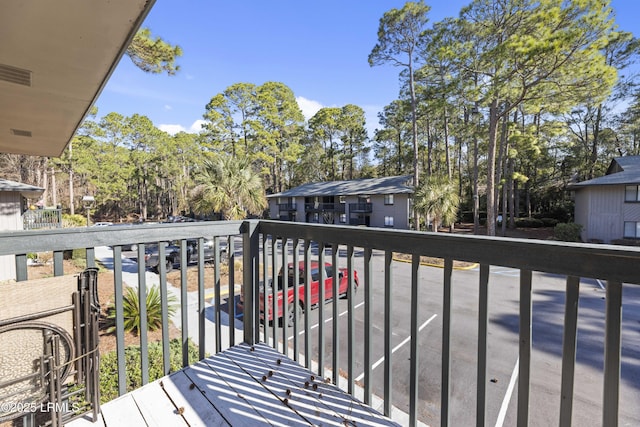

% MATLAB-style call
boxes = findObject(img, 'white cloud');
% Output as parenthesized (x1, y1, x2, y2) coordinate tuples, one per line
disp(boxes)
(189, 120, 206, 133)
(296, 96, 324, 120)
(164, 105, 172, 110)
(158, 124, 186, 135)
(158, 120, 207, 136)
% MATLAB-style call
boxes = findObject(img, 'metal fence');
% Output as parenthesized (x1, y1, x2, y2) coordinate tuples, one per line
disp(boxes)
(0, 220, 638, 426)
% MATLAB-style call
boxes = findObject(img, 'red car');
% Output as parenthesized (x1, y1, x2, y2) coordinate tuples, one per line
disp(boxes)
(239, 261, 359, 326)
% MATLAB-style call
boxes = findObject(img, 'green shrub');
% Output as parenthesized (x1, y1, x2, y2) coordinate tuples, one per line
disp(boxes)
(99, 338, 199, 403)
(515, 217, 545, 228)
(62, 213, 87, 228)
(107, 286, 177, 334)
(554, 222, 583, 242)
(540, 218, 559, 227)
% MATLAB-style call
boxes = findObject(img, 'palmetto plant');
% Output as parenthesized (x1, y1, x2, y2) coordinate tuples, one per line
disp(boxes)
(190, 155, 267, 220)
(107, 286, 177, 334)
(413, 175, 460, 232)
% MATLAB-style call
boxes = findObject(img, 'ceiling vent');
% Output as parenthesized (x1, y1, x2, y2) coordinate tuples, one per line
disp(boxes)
(10, 129, 32, 137)
(0, 64, 32, 86)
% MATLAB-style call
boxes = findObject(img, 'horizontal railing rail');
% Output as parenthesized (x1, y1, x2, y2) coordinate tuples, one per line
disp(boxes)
(348, 202, 373, 212)
(277, 203, 297, 211)
(1, 219, 638, 426)
(304, 202, 345, 212)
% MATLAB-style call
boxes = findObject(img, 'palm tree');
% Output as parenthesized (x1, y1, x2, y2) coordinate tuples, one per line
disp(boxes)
(191, 155, 267, 220)
(413, 175, 459, 232)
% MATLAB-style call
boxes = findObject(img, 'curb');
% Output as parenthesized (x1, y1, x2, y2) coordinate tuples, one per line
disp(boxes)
(392, 256, 478, 271)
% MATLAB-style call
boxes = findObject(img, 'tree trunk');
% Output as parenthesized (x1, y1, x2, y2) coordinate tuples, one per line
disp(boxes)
(443, 102, 451, 179)
(486, 99, 499, 236)
(50, 166, 58, 207)
(409, 60, 420, 231)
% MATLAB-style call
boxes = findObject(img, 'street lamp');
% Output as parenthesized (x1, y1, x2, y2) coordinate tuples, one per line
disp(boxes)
(82, 195, 95, 227)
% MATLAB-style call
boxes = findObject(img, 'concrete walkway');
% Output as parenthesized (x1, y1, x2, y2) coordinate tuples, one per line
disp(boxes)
(95, 246, 243, 354)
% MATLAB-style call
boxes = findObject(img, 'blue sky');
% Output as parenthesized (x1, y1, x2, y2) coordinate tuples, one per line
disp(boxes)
(95, 0, 640, 139)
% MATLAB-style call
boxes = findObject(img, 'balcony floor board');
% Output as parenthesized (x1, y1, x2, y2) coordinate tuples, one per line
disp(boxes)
(69, 343, 399, 426)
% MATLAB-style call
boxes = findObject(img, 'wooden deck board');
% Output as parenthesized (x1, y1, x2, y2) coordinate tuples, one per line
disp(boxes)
(221, 344, 350, 426)
(227, 343, 400, 427)
(129, 379, 188, 426)
(99, 393, 148, 426)
(161, 371, 229, 427)
(67, 343, 399, 426)
(189, 354, 308, 426)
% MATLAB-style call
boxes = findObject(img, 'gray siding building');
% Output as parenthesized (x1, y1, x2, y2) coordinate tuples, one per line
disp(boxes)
(0, 179, 44, 281)
(571, 156, 640, 243)
(268, 175, 413, 229)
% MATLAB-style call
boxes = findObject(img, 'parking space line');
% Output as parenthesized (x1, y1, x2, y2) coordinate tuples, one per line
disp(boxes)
(355, 314, 438, 382)
(495, 357, 519, 427)
(287, 301, 365, 341)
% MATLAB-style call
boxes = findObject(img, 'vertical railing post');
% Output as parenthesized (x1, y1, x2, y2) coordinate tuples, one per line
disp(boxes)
(603, 281, 622, 427)
(113, 246, 126, 396)
(212, 236, 221, 353)
(518, 269, 532, 426)
(318, 241, 326, 378)
(559, 276, 580, 427)
(441, 258, 453, 427)
(137, 244, 149, 385)
(384, 250, 393, 417)
(477, 264, 490, 427)
(242, 220, 259, 345)
(180, 239, 189, 367)
(363, 247, 373, 404)
(158, 242, 170, 375)
(409, 253, 420, 427)
(199, 237, 207, 357)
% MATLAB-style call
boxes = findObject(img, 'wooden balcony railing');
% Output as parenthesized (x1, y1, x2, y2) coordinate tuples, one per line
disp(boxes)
(0, 220, 638, 426)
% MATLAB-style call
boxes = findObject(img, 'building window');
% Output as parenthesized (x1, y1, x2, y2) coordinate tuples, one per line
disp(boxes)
(384, 216, 394, 227)
(625, 185, 640, 202)
(339, 195, 346, 204)
(339, 213, 346, 223)
(624, 221, 640, 238)
(384, 194, 394, 205)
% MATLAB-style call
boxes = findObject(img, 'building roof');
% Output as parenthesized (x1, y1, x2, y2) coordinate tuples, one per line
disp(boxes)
(0, 0, 155, 157)
(571, 156, 640, 188)
(268, 175, 414, 198)
(0, 179, 44, 197)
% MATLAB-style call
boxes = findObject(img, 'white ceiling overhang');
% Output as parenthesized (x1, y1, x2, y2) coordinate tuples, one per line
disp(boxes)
(0, 0, 155, 158)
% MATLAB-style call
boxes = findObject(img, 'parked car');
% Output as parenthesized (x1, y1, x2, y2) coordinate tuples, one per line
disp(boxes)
(238, 261, 359, 326)
(146, 238, 227, 272)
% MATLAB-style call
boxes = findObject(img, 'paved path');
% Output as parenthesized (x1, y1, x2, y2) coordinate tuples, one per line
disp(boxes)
(95, 246, 243, 354)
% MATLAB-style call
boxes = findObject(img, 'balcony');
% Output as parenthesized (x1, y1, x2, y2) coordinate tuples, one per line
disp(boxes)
(349, 202, 373, 213)
(304, 202, 345, 213)
(0, 220, 639, 426)
(23, 208, 63, 230)
(277, 203, 297, 212)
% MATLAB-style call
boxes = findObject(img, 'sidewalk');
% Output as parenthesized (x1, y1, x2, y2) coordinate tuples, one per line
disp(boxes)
(95, 246, 243, 354)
